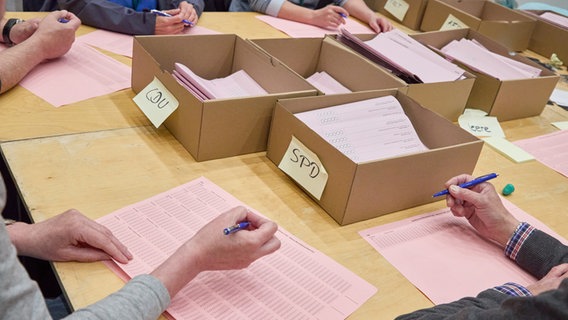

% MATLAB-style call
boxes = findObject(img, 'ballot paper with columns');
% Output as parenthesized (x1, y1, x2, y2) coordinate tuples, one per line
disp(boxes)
(295, 95, 428, 163)
(97, 176, 376, 319)
(359, 197, 568, 304)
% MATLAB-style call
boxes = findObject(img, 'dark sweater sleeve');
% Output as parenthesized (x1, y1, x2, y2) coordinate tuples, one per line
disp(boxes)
(57, 0, 157, 35)
(397, 230, 568, 319)
(396, 280, 568, 320)
(514, 229, 568, 279)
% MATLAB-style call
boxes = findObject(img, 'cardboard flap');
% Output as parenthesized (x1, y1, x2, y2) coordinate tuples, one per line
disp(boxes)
(250, 38, 323, 77)
(480, 1, 534, 22)
(234, 37, 315, 94)
(441, 0, 485, 17)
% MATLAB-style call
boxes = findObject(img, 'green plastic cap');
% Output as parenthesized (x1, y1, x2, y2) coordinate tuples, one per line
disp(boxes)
(502, 183, 515, 196)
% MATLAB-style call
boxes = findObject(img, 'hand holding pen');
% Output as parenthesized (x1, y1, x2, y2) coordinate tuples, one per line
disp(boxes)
(150, 206, 280, 298)
(433, 173, 498, 197)
(182, 206, 280, 271)
(442, 173, 520, 247)
(150, 9, 194, 26)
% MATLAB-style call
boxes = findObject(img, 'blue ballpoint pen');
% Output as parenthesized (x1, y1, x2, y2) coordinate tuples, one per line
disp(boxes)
(150, 9, 193, 26)
(223, 221, 250, 235)
(339, 12, 348, 18)
(432, 173, 499, 197)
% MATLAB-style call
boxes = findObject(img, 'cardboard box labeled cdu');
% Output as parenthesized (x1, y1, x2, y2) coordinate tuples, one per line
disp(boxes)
(266, 90, 483, 225)
(131, 34, 318, 161)
(522, 10, 568, 64)
(331, 33, 475, 122)
(420, 0, 536, 51)
(412, 28, 559, 121)
(368, 0, 428, 30)
(249, 36, 406, 95)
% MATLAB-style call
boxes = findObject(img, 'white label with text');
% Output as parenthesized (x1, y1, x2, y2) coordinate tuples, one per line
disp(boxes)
(278, 136, 328, 200)
(133, 77, 179, 128)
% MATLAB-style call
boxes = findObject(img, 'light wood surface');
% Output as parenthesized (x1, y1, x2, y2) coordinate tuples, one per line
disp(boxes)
(2, 10, 568, 320)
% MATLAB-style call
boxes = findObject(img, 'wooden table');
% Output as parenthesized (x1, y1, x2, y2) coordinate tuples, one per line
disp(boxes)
(2, 10, 568, 320)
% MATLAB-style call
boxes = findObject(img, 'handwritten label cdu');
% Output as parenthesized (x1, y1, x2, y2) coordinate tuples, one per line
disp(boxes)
(133, 77, 179, 128)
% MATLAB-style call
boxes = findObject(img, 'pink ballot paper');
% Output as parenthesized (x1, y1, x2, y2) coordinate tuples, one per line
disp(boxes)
(256, 15, 374, 38)
(359, 198, 567, 305)
(18, 42, 131, 107)
(514, 130, 568, 178)
(97, 177, 376, 319)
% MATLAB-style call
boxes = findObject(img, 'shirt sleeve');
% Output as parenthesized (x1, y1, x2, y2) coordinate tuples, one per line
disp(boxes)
(57, 0, 157, 35)
(68, 274, 170, 320)
(0, 223, 52, 320)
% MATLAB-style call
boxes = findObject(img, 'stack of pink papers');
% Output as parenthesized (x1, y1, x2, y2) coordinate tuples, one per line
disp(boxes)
(441, 39, 542, 80)
(173, 63, 267, 101)
(295, 95, 428, 163)
(540, 12, 568, 29)
(337, 29, 465, 84)
(306, 71, 351, 94)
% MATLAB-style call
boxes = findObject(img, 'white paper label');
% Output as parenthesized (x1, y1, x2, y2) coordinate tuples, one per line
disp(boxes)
(133, 77, 179, 128)
(440, 14, 468, 30)
(384, 0, 410, 22)
(278, 136, 328, 200)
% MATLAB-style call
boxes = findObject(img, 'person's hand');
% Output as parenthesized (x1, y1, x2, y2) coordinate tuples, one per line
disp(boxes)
(9, 18, 41, 45)
(445, 174, 520, 247)
(178, 1, 198, 26)
(154, 5, 196, 35)
(151, 206, 281, 297)
(527, 263, 568, 295)
(26, 10, 80, 61)
(367, 13, 393, 33)
(8, 209, 132, 263)
(310, 5, 349, 30)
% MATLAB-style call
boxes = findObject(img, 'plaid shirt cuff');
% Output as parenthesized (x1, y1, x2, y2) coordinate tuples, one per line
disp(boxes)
(504, 222, 535, 261)
(493, 282, 533, 297)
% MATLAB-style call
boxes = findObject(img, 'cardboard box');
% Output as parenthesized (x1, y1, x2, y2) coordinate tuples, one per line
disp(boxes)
(249, 36, 406, 95)
(522, 10, 568, 64)
(368, 0, 428, 30)
(420, 0, 536, 51)
(332, 34, 475, 122)
(131, 34, 317, 161)
(266, 90, 483, 225)
(412, 29, 559, 121)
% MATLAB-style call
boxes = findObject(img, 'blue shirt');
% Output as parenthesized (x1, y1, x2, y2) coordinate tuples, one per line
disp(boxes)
(107, 0, 158, 11)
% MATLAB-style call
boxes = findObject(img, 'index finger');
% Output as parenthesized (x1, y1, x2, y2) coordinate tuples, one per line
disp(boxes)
(83, 223, 133, 263)
(444, 174, 474, 188)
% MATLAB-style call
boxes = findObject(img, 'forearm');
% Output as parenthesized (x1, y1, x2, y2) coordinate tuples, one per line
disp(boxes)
(277, 2, 315, 24)
(0, 41, 45, 93)
(343, 0, 373, 20)
(150, 241, 203, 298)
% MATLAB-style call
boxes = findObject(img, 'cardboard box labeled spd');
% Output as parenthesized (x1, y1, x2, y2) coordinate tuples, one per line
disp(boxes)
(421, 0, 535, 51)
(131, 34, 317, 161)
(522, 10, 568, 64)
(368, 0, 428, 30)
(412, 29, 559, 121)
(249, 36, 406, 95)
(266, 90, 483, 225)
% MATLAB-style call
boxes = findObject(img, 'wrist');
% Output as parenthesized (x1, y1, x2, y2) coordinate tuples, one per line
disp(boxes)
(2, 18, 23, 46)
(5, 221, 32, 255)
